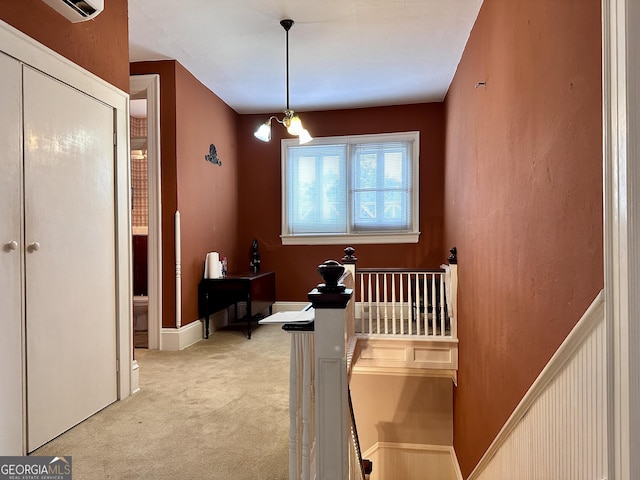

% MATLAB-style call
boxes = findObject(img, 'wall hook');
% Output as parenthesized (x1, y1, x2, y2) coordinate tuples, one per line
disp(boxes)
(475, 82, 487, 89)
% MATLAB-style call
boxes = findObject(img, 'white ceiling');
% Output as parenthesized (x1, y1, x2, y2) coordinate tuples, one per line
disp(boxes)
(128, 0, 483, 115)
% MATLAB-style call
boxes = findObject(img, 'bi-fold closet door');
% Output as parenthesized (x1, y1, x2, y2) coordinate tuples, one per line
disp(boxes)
(0, 52, 118, 454)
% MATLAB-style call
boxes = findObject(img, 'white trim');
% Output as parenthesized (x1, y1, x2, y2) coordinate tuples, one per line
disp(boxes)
(451, 447, 464, 480)
(131, 360, 140, 394)
(161, 321, 203, 351)
(603, 1, 640, 479)
(467, 291, 605, 479)
(281, 232, 420, 245)
(130, 74, 162, 350)
(362, 442, 462, 480)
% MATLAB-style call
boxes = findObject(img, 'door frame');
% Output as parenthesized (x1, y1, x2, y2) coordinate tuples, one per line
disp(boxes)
(0, 19, 133, 455)
(130, 74, 162, 350)
(602, 0, 640, 479)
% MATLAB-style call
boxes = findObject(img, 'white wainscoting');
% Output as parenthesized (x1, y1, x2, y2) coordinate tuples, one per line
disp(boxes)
(352, 336, 458, 382)
(363, 443, 462, 480)
(468, 291, 607, 480)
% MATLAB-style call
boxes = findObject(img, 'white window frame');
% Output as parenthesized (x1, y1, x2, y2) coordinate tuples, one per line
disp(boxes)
(281, 131, 420, 245)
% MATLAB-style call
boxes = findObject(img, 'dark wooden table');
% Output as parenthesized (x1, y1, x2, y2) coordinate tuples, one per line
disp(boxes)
(198, 271, 275, 339)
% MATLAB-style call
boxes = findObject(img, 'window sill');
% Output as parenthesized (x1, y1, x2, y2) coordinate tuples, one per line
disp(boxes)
(280, 232, 420, 246)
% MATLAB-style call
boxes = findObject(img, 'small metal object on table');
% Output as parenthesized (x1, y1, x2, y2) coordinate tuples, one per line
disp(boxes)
(198, 271, 275, 339)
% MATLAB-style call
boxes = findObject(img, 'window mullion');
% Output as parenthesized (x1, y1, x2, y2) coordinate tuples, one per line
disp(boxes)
(377, 149, 385, 222)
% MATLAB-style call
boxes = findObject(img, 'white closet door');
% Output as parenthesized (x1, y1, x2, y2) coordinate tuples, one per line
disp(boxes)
(23, 66, 118, 451)
(0, 53, 24, 455)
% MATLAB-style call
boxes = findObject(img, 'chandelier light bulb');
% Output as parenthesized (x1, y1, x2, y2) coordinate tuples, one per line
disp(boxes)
(254, 121, 272, 142)
(286, 114, 303, 136)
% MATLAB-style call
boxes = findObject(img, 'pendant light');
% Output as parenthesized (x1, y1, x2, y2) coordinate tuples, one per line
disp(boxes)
(254, 19, 313, 145)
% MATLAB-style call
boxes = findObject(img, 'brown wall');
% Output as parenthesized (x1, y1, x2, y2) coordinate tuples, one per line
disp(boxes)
(0, 0, 129, 92)
(130, 61, 240, 328)
(237, 103, 447, 301)
(443, 0, 603, 476)
(174, 62, 240, 326)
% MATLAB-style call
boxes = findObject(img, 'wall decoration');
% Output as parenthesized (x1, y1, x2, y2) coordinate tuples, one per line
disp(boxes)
(205, 143, 222, 166)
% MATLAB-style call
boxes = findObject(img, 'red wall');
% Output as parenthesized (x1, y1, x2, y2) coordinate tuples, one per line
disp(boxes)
(130, 61, 239, 327)
(174, 62, 240, 326)
(0, 0, 129, 92)
(443, 0, 603, 475)
(237, 103, 446, 301)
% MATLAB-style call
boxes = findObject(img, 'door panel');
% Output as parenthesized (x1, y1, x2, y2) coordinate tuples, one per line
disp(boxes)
(0, 53, 25, 455)
(23, 66, 118, 451)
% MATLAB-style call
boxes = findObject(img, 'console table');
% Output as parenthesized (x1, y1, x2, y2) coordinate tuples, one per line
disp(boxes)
(198, 271, 276, 339)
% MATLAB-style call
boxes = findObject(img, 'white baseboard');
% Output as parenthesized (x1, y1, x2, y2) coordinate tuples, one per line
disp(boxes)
(161, 320, 204, 351)
(131, 360, 140, 394)
(159, 303, 306, 351)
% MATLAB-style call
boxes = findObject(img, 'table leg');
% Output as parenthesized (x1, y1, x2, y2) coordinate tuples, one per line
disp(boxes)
(205, 314, 210, 339)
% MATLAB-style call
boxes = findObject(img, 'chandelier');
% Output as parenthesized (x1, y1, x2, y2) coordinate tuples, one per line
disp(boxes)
(254, 19, 313, 145)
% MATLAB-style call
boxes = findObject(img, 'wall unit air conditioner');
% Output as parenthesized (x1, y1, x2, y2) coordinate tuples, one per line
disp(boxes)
(40, 0, 104, 23)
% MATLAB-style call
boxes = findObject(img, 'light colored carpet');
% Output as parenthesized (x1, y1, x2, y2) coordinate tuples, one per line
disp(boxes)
(32, 323, 290, 480)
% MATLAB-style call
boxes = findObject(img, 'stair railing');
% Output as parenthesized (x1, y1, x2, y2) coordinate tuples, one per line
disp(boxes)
(354, 247, 458, 340)
(284, 248, 372, 479)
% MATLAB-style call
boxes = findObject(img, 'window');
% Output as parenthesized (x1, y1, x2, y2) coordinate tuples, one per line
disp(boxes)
(281, 131, 420, 245)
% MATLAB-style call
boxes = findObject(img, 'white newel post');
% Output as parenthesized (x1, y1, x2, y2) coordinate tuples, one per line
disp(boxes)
(309, 260, 353, 480)
(447, 247, 457, 339)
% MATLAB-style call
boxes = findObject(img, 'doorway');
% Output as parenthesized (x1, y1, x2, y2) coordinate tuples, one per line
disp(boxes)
(130, 74, 162, 350)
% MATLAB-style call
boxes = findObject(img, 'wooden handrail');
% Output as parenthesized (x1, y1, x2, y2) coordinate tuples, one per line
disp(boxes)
(356, 267, 445, 274)
(349, 386, 372, 479)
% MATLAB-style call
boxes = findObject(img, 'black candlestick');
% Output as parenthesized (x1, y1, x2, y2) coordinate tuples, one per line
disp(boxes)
(250, 239, 261, 273)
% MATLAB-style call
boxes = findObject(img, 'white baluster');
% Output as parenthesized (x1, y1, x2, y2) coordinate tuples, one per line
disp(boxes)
(439, 273, 445, 335)
(408, 273, 413, 335)
(431, 273, 437, 336)
(415, 273, 421, 335)
(375, 273, 380, 334)
(383, 273, 388, 334)
(391, 273, 397, 335)
(400, 273, 405, 335)
(422, 273, 428, 336)
(367, 274, 373, 334)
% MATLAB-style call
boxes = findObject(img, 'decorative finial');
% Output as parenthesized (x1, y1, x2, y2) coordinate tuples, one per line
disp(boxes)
(316, 260, 346, 293)
(342, 246, 357, 264)
(448, 247, 457, 265)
